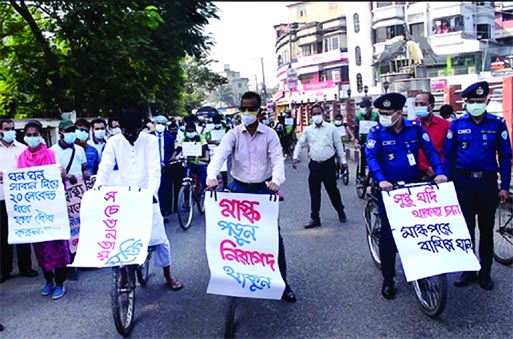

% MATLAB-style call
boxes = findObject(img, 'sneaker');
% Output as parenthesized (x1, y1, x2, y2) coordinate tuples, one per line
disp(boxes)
(41, 282, 55, 296)
(52, 285, 66, 300)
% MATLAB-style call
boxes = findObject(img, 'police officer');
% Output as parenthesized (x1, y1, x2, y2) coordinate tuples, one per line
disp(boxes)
(444, 81, 512, 291)
(366, 92, 447, 299)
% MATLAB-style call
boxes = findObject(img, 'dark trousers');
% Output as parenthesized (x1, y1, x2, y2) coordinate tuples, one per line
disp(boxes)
(158, 167, 173, 215)
(454, 174, 498, 274)
(1, 200, 33, 277)
(226, 180, 288, 284)
(377, 194, 397, 281)
(169, 163, 184, 213)
(43, 267, 67, 285)
(358, 147, 368, 178)
(308, 156, 345, 221)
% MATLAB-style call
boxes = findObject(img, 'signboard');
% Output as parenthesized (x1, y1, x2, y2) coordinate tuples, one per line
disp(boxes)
(182, 141, 202, 157)
(287, 67, 298, 90)
(205, 192, 285, 300)
(383, 182, 481, 282)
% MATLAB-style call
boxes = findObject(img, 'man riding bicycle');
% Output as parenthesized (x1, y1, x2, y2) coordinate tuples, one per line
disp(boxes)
(353, 99, 379, 186)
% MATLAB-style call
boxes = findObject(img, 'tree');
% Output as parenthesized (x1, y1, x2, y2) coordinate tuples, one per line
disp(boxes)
(0, 1, 220, 118)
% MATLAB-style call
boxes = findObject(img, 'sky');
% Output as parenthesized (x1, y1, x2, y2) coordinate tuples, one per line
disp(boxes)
(205, 2, 292, 90)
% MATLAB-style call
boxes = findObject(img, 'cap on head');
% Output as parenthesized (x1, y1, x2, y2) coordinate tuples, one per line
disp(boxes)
(461, 81, 489, 99)
(154, 115, 168, 124)
(359, 99, 372, 108)
(373, 92, 406, 110)
(58, 119, 75, 131)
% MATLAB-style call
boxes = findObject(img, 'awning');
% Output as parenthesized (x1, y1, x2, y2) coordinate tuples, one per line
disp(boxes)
(372, 18, 404, 29)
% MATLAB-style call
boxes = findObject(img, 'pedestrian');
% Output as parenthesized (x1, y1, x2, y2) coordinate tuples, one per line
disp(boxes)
(17, 120, 70, 300)
(444, 80, 512, 291)
(0, 118, 39, 283)
(205, 113, 230, 188)
(439, 104, 456, 121)
(206, 91, 296, 303)
(108, 116, 121, 137)
(414, 91, 450, 181)
(292, 103, 348, 229)
(353, 99, 380, 187)
(150, 115, 176, 217)
(87, 118, 108, 160)
(365, 92, 447, 300)
(74, 119, 101, 175)
(95, 107, 183, 290)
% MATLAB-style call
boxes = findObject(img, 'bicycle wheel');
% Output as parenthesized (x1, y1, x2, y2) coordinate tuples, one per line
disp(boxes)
(177, 184, 194, 230)
(137, 249, 153, 287)
(342, 167, 349, 185)
(111, 266, 136, 337)
(493, 201, 513, 265)
(364, 198, 381, 269)
(410, 274, 447, 318)
(356, 164, 366, 199)
(196, 187, 206, 215)
(224, 297, 238, 339)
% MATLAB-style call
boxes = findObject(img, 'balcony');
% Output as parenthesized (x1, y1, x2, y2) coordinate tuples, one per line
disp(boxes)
(372, 3, 405, 23)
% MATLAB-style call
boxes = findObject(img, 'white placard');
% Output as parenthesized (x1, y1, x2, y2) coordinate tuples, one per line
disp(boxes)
(205, 191, 285, 300)
(382, 181, 481, 282)
(210, 129, 226, 142)
(358, 120, 378, 134)
(207, 145, 227, 172)
(4, 164, 70, 244)
(205, 123, 215, 133)
(182, 141, 202, 157)
(285, 118, 294, 126)
(336, 126, 346, 137)
(71, 186, 153, 267)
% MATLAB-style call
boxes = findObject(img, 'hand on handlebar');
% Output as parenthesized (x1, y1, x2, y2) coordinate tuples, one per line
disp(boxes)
(433, 174, 448, 184)
(499, 189, 510, 204)
(265, 181, 279, 192)
(206, 178, 219, 189)
(379, 180, 394, 192)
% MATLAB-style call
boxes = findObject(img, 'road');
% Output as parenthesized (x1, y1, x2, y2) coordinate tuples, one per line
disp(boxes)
(1, 155, 512, 339)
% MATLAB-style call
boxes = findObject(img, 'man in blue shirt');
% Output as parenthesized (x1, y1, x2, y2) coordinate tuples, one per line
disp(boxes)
(74, 119, 100, 175)
(366, 92, 447, 299)
(444, 81, 512, 291)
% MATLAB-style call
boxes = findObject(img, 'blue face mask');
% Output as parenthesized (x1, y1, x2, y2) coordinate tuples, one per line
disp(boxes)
(63, 132, 76, 144)
(415, 106, 429, 118)
(24, 136, 42, 149)
(185, 132, 197, 139)
(75, 130, 89, 141)
(2, 130, 16, 143)
(214, 124, 222, 129)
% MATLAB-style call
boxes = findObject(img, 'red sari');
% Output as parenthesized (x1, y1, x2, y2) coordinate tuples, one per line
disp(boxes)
(17, 144, 70, 271)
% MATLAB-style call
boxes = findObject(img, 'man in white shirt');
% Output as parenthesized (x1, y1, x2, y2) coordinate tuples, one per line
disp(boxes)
(292, 104, 348, 229)
(206, 91, 296, 303)
(95, 108, 183, 290)
(0, 118, 39, 282)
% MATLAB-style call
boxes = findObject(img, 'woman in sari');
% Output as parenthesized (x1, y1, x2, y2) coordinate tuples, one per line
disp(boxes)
(17, 120, 70, 300)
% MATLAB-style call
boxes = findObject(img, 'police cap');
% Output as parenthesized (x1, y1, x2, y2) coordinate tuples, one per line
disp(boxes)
(373, 92, 406, 110)
(461, 81, 489, 99)
(359, 99, 372, 108)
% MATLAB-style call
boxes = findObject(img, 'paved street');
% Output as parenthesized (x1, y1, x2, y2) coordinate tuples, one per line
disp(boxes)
(1, 154, 512, 339)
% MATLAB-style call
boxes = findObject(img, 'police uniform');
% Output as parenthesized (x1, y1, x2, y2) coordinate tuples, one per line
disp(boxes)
(444, 81, 512, 290)
(365, 92, 445, 298)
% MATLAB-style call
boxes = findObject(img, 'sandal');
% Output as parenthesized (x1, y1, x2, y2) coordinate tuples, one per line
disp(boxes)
(166, 276, 184, 291)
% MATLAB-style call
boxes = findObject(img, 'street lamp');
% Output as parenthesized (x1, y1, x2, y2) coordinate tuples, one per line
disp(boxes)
(363, 85, 369, 96)
(347, 88, 352, 98)
(383, 81, 390, 93)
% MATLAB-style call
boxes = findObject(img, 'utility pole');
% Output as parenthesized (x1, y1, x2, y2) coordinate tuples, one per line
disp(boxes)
(260, 57, 267, 103)
(254, 74, 259, 93)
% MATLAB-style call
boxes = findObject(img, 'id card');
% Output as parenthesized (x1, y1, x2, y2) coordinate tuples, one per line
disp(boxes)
(407, 153, 416, 166)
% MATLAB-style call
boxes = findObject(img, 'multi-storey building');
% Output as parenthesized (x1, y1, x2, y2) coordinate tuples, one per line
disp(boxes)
(273, 1, 513, 123)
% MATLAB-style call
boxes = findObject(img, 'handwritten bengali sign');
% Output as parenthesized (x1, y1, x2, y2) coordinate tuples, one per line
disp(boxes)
(70, 186, 152, 267)
(382, 181, 481, 281)
(182, 141, 202, 157)
(205, 191, 285, 300)
(4, 164, 70, 244)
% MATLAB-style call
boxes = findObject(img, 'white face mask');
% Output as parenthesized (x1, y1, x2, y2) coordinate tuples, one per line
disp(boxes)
(110, 127, 121, 135)
(94, 129, 106, 139)
(466, 103, 487, 117)
(312, 114, 323, 125)
(241, 113, 257, 126)
(379, 113, 398, 128)
(75, 130, 89, 141)
(2, 130, 16, 143)
(155, 124, 166, 133)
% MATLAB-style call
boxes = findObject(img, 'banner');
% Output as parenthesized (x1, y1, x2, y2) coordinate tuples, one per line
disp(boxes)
(70, 186, 153, 267)
(205, 191, 285, 300)
(382, 181, 481, 281)
(4, 164, 70, 244)
(64, 178, 87, 253)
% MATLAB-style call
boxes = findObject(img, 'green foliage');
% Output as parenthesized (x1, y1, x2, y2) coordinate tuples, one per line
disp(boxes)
(0, 1, 220, 119)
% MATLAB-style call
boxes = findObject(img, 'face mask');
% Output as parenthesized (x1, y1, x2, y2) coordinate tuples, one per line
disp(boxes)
(185, 132, 197, 139)
(63, 132, 76, 144)
(110, 127, 121, 135)
(214, 124, 222, 129)
(24, 136, 42, 149)
(466, 103, 487, 117)
(94, 129, 106, 139)
(379, 113, 399, 127)
(262, 119, 269, 126)
(155, 124, 166, 133)
(334, 121, 343, 126)
(75, 130, 89, 141)
(360, 108, 367, 115)
(312, 114, 323, 125)
(415, 106, 429, 119)
(241, 113, 257, 126)
(2, 130, 16, 143)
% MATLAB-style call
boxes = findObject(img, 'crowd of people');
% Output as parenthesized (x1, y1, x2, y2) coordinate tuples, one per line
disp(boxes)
(1, 81, 511, 308)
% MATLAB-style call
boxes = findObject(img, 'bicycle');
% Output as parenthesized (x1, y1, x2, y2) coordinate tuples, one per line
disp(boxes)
(173, 157, 207, 230)
(494, 193, 513, 265)
(111, 245, 155, 337)
(363, 180, 447, 318)
(355, 144, 370, 199)
(335, 158, 349, 185)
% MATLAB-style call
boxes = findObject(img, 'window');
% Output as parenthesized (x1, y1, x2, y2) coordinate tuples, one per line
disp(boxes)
(300, 73, 314, 84)
(297, 5, 306, 17)
(323, 36, 339, 52)
(355, 46, 362, 66)
(354, 13, 360, 33)
(301, 44, 313, 57)
(476, 24, 490, 39)
(376, 2, 393, 8)
(432, 15, 464, 34)
(356, 73, 363, 93)
(375, 25, 405, 43)
(409, 22, 424, 38)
